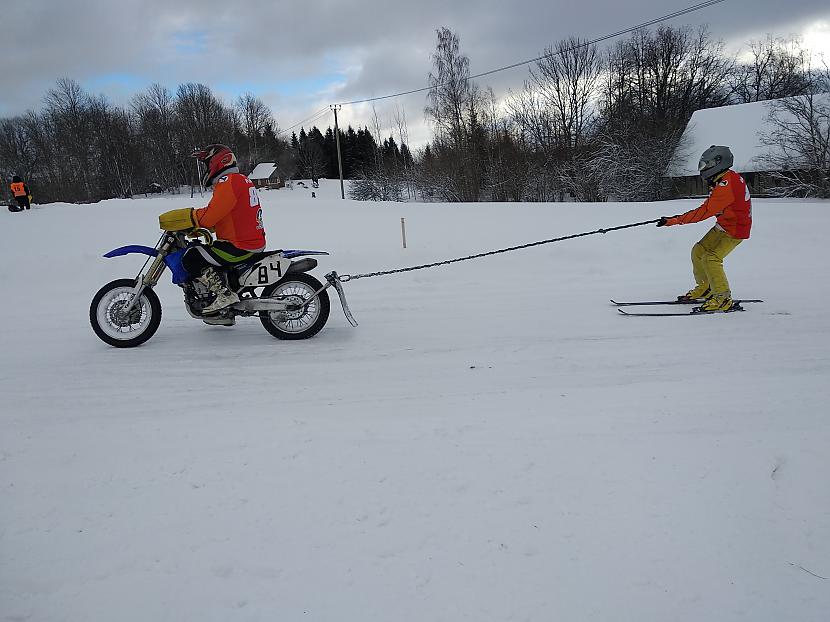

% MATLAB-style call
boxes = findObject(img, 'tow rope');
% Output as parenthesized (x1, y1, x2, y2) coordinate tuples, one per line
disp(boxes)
(336, 218, 661, 282)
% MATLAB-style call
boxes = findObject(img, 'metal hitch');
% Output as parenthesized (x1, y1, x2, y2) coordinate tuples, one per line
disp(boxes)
(326, 271, 358, 327)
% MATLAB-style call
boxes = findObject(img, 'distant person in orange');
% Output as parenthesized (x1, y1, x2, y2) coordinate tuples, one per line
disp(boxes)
(9, 175, 31, 211)
(657, 145, 752, 313)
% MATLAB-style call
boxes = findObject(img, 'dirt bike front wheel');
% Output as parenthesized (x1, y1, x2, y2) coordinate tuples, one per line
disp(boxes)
(259, 272, 330, 340)
(90, 279, 162, 347)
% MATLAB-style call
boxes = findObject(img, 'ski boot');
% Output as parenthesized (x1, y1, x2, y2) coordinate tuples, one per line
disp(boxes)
(677, 284, 710, 303)
(695, 294, 739, 313)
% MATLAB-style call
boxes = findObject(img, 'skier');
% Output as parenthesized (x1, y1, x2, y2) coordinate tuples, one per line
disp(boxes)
(180, 144, 266, 314)
(9, 175, 31, 211)
(657, 145, 751, 312)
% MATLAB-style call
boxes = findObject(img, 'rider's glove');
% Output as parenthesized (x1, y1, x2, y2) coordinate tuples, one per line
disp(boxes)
(656, 217, 669, 227)
(159, 207, 197, 232)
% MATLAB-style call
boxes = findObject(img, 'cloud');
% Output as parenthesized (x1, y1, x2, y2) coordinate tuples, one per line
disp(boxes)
(3, 0, 830, 148)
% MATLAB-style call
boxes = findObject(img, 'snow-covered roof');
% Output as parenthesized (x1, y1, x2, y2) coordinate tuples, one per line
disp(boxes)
(248, 163, 278, 180)
(668, 95, 830, 177)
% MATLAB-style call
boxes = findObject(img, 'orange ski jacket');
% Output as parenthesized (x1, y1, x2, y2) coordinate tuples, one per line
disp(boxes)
(10, 182, 27, 197)
(194, 173, 266, 250)
(665, 170, 752, 239)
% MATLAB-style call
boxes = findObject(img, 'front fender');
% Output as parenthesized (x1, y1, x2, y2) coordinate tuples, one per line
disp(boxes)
(103, 245, 159, 259)
(103, 244, 189, 285)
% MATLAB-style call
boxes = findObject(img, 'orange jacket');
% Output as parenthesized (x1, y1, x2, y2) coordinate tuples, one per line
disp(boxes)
(665, 170, 752, 239)
(194, 173, 266, 250)
(10, 182, 27, 197)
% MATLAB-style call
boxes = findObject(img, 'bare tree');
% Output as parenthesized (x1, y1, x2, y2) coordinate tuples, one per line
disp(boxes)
(531, 37, 602, 152)
(759, 64, 830, 197)
(506, 38, 602, 200)
(425, 27, 477, 149)
(594, 26, 731, 201)
(587, 128, 690, 201)
(370, 103, 384, 170)
(392, 104, 415, 198)
(602, 26, 732, 131)
(175, 83, 237, 151)
(42, 78, 105, 201)
(1, 77, 286, 203)
(0, 116, 38, 181)
(730, 36, 810, 103)
(236, 93, 273, 171)
(423, 27, 487, 201)
(132, 83, 180, 191)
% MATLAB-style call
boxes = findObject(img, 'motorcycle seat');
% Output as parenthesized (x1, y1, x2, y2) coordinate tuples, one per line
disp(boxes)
(234, 249, 283, 268)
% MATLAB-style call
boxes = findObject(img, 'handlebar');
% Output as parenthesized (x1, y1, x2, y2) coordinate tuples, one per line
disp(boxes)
(186, 228, 214, 245)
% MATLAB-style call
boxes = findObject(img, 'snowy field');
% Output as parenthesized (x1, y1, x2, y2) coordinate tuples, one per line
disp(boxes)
(2, 180, 829, 622)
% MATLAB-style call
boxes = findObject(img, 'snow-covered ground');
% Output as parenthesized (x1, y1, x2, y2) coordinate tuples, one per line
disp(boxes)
(2, 180, 829, 621)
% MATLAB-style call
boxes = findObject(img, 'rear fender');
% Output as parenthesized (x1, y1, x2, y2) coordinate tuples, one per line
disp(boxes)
(281, 249, 329, 259)
(285, 257, 318, 274)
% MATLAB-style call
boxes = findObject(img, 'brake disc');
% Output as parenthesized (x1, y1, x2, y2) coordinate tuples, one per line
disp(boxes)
(109, 299, 143, 327)
(278, 295, 306, 320)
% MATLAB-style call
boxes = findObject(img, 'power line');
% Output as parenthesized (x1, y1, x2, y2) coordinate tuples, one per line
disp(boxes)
(278, 107, 331, 136)
(334, 0, 728, 107)
(278, 107, 329, 135)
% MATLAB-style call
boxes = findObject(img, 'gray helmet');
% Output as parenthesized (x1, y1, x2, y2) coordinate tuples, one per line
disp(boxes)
(698, 145, 733, 183)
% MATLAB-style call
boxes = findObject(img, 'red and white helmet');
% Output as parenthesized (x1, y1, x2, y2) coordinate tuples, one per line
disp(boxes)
(191, 144, 237, 187)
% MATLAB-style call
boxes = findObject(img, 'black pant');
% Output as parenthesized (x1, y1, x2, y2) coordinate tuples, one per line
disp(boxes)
(181, 241, 255, 278)
(15, 196, 30, 210)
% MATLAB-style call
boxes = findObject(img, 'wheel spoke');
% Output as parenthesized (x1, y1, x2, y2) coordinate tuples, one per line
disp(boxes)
(98, 288, 153, 340)
(266, 280, 322, 334)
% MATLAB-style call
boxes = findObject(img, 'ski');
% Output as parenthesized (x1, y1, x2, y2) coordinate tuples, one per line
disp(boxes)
(611, 298, 763, 306)
(618, 305, 747, 317)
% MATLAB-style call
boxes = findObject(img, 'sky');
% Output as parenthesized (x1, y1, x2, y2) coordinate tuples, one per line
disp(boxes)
(4, 0, 830, 149)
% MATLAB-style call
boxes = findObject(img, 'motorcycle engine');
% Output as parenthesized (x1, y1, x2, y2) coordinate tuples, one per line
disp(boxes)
(184, 281, 216, 314)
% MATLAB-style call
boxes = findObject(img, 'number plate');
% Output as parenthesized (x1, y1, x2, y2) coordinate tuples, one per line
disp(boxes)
(238, 255, 293, 287)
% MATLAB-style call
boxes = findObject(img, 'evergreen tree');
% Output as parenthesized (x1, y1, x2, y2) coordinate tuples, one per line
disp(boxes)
(323, 127, 337, 178)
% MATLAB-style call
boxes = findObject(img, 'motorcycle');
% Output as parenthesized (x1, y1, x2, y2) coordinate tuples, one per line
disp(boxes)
(90, 226, 357, 348)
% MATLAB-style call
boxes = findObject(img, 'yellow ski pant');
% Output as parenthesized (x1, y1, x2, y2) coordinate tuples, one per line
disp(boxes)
(691, 226, 743, 296)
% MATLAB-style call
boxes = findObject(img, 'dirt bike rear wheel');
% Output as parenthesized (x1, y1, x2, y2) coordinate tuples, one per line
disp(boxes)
(259, 273, 330, 340)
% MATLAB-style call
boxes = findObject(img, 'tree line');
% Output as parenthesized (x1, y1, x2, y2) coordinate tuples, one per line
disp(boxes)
(354, 26, 829, 201)
(2, 24, 828, 204)
(0, 80, 410, 204)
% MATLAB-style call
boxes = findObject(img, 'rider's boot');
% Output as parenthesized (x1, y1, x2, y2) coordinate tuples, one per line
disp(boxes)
(198, 267, 239, 314)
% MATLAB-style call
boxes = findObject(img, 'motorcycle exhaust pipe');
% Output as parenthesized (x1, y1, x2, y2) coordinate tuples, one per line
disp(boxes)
(232, 298, 299, 312)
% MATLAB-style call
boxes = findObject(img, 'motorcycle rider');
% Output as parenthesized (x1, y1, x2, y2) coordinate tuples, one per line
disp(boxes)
(181, 144, 266, 314)
(657, 145, 752, 312)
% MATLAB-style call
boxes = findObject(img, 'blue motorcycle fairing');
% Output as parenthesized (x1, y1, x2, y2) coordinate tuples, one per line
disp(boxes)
(103, 244, 189, 284)
(281, 250, 329, 258)
(164, 249, 190, 284)
(103, 245, 159, 259)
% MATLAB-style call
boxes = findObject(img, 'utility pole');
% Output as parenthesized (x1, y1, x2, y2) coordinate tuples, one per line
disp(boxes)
(331, 104, 345, 199)
(191, 146, 203, 199)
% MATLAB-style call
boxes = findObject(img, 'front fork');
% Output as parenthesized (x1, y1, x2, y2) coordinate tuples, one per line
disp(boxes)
(123, 235, 173, 313)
